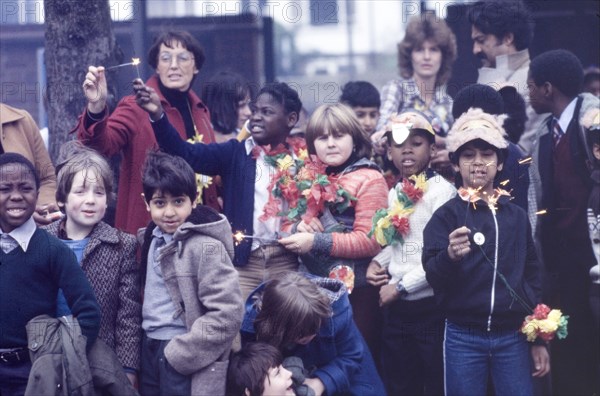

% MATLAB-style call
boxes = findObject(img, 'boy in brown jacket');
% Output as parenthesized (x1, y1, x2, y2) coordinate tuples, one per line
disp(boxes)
(139, 151, 243, 395)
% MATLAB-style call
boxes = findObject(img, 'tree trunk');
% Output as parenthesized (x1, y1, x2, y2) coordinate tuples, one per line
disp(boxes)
(44, 0, 121, 162)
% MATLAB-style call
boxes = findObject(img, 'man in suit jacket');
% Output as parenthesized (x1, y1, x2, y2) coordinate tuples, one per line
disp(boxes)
(528, 49, 600, 395)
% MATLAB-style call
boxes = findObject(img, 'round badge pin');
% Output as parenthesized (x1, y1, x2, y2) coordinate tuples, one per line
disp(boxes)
(473, 232, 485, 246)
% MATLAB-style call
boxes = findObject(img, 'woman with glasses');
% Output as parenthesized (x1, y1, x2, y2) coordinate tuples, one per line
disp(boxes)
(75, 31, 219, 235)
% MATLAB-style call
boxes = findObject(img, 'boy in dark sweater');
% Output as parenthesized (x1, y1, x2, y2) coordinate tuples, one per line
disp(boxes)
(134, 80, 303, 299)
(0, 153, 100, 394)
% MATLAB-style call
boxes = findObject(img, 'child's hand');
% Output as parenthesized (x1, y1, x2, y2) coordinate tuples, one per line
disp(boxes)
(379, 283, 400, 307)
(366, 261, 389, 287)
(33, 203, 63, 225)
(304, 377, 325, 396)
(125, 372, 138, 388)
(447, 226, 471, 261)
(279, 233, 315, 255)
(430, 137, 452, 172)
(371, 129, 387, 155)
(133, 79, 163, 121)
(297, 217, 324, 233)
(531, 345, 550, 377)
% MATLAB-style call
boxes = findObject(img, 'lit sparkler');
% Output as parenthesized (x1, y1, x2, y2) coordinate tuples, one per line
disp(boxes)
(106, 58, 141, 79)
(233, 231, 278, 245)
(458, 186, 483, 226)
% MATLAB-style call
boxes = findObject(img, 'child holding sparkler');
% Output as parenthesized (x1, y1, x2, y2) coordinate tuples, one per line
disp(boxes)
(276, 103, 388, 367)
(366, 111, 456, 395)
(136, 81, 302, 300)
(138, 151, 242, 395)
(422, 108, 549, 396)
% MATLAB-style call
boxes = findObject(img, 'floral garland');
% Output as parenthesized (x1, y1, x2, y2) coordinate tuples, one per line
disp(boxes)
(186, 134, 213, 204)
(521, 304, 569, 342)
(369, 173, 428, 246)
(258, 138, 356, 223)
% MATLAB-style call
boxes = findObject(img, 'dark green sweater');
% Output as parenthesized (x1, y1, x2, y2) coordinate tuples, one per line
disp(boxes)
(0, 228, 100, 348)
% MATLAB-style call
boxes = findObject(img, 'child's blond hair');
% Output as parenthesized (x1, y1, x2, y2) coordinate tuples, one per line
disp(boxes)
(55, 141, 115, 208)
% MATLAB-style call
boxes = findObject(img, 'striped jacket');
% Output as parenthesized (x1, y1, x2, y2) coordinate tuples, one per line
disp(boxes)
(43, 220, 142, 370)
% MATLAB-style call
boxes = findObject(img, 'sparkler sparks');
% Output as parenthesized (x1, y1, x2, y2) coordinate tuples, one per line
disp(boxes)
(518, 157, 533, 165)
(132, 58, 141, 79)
(458, 186, 483, 226)
(233, 231, 278, 245)
(106, 58, 141, 79)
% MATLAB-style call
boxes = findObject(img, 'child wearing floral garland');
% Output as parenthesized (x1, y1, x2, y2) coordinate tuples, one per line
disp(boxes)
(422, 108, 549, 396)
(277, 103, 388, 370)
(135, 81, 302, 300)
(366, 110, 456, 395)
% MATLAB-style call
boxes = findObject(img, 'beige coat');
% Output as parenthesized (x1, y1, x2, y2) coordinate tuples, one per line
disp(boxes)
(140, 207, 243, 395)
(0, 103, 57, 206)
(476, 49, 548, 155)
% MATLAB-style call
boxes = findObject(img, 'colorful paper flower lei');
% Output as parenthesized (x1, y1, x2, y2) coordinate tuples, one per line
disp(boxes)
(186, 134, 213, 204)
(521, 304, 569, 342)
(369, 173, 428, 246)
(259, 138, 356, 223)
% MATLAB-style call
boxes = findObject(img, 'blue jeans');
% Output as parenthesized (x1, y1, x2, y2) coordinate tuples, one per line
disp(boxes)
(444, 321, 532, 396)
(140, 334, 191, 396)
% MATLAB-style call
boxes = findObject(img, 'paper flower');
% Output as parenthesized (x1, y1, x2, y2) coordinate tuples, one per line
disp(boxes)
(520, 304, 569, 342)
(329, 265, 355, 294)
(369, 173, 428, 246)
(259, 139, 356, 224)
(186, 134, 213, 204)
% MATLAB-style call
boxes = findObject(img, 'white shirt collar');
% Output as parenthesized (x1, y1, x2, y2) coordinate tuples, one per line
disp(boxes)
(0, 217, 37, 252)
(245, 136, 259, 156)
(556, 97, 578, 132)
